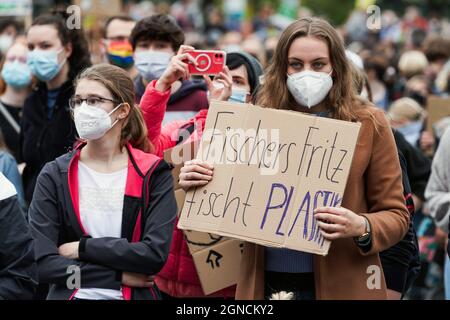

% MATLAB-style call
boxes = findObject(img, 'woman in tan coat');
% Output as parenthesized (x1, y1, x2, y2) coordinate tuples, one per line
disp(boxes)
(179, 17, 410, 300)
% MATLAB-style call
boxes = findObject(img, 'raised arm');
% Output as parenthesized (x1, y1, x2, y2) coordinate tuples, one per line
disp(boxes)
(139, 45, 198, 157)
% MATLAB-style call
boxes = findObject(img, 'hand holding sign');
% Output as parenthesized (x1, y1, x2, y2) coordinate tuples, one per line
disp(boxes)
(314, 207, 366, 240)
(179, 160, 214, 191)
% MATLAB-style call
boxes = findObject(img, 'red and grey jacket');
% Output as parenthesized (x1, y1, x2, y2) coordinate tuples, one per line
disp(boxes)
(28, 142, 177, 300)
(140, 81, 235, 298)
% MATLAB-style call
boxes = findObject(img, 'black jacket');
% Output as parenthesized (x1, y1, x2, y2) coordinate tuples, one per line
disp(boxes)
(393, 130, 431, 201)
(134, 75, 207, 105)
(28, 143, 177, 300)
(0, 173, 38, 299)
(379, 149, 420, 294)
(20, 81, 77, 204)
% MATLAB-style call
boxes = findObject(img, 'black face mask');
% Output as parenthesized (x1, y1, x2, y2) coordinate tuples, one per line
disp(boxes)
(408, 91, 427, 107)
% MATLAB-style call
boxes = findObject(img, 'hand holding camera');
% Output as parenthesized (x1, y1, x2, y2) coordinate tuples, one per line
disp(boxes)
(203, 66, 233, 102)
(155, 45, 198, 92)
(156, 47, 228, 94)
(186, 50, 227, 75)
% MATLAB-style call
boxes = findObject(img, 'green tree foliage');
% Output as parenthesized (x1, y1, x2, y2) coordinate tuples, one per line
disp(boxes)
(299, 0, 356, 25)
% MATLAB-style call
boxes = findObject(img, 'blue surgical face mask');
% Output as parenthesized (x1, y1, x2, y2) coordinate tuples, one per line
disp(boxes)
(1, 60, 32, 89)
(228, 87, 250, 103)
(397, 120, 423, 146)
(27, 48, 66, 82)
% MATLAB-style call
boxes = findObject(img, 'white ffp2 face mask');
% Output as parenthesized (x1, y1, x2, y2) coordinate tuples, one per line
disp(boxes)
(74, 102, 123, 140)
(286, 70, 333, 108)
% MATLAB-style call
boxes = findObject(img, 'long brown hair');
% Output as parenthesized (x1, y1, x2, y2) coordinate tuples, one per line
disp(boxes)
(257, 17, 367, 122)
(31, 10, 91, 81)
(75, 64, 152, 153)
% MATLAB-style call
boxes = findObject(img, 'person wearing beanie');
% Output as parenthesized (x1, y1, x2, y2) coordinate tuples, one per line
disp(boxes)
(224, 51, 264, 103)
(138, 46, 263, 298)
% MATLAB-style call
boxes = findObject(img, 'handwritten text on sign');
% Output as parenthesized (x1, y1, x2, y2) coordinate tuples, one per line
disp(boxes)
(178, 101, 361, 255)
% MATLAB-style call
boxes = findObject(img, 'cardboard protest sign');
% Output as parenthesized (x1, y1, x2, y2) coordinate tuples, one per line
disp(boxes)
(426, 96, 450, 133)
(174, 189, 186, 216)
(192, 239, 244, 295)
(164, 144, 243, 294)
(174, 186, 226, 254)
(175, 187, 241, 294)
(178, 100, 361, 256)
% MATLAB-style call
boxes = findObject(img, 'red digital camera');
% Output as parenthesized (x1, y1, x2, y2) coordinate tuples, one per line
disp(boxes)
(186, 50, 227, 75)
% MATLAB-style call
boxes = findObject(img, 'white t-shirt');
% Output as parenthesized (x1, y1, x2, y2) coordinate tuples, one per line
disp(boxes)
(74, 161, 127, 300)
(0, 172, 17, 201)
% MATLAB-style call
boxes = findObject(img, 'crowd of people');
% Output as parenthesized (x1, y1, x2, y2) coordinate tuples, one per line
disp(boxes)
(0, 2, 449, 300)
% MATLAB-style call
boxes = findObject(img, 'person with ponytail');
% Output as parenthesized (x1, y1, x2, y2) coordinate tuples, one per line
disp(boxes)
(20, 10, 91, 204)
(28, 64, 177, 300)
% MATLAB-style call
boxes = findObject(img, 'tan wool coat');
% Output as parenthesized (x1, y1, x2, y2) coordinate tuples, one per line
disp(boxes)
(235, 107, 410, 300)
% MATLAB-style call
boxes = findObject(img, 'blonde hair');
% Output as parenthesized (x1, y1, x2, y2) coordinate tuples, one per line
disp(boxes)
(75, 64, 152, 153)
(256, 17, 368, 123)
(398, 50, 428, 79)
(388, 97, 426, 122)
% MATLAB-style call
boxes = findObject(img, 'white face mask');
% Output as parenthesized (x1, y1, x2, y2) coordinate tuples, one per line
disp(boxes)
(134, 51, 172, 82)
(0, 34, 13, 53)
(74, 102, 123, 140)
(211, 81, 224, 91)
(286, 70, 333, 108)
(396, 121, 423, 146)
(360, 87, 369, 99)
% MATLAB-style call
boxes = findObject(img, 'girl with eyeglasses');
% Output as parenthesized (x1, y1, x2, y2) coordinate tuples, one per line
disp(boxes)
(28, 63, 177, 300)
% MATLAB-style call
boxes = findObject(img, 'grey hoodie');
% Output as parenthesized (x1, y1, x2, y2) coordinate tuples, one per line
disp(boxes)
(425, 128, 450, 232)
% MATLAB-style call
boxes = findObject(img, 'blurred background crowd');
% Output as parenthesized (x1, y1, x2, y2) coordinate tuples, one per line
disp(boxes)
(0, 0, 449, 300)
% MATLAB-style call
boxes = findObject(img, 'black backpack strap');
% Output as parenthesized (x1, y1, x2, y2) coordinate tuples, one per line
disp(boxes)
(141, 159, 162, 233)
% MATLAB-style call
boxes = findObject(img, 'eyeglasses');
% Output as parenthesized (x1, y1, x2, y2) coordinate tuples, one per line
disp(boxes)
(69, 96, 118, 110)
